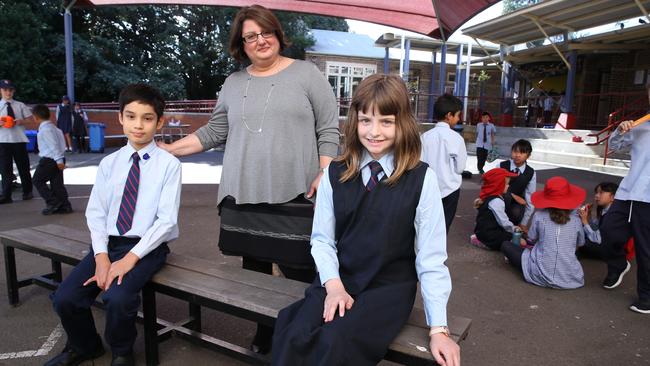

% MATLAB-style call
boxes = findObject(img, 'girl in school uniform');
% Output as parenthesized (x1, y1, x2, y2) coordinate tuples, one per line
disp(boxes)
(272, 74, 460, 366)
(470, 168, 520, 251)
(502, 176, 587, 289)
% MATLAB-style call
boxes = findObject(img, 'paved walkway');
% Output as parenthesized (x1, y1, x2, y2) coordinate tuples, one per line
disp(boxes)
(0, 149, 647, 366)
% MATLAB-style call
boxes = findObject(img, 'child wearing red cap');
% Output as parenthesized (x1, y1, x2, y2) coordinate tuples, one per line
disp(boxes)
(471, 168, 521, 250)
(502, 176, 587, 289)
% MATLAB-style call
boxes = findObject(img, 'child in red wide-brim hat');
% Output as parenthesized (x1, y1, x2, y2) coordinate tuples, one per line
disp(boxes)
(470, 168, 521, 251)
(502, 176, 588, 289)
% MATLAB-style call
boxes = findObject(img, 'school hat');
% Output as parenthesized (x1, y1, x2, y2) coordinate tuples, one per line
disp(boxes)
(0, 79, 15, 89)
(479, 168, 518, 200)
(531, 176, 586, 210)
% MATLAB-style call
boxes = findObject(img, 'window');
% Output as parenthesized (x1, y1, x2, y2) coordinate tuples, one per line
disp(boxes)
(326, 62, 377, 116)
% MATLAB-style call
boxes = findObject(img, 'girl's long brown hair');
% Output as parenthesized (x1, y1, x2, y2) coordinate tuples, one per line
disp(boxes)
(338, 74, 421, 185)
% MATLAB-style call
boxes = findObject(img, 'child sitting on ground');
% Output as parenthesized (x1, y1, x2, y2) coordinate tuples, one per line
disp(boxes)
(577, 182, 634, 289)
(502, 176, 586, 289)
(470, 168, 521, 251)
(500, 139, 536, 229)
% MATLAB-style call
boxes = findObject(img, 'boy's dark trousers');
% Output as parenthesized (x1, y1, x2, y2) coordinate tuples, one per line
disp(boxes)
(0, 142, 33, 199)
(601, 199, 650, 301)
(51, 237, 169, 356)
(33, 157, 71, 209)
(476, 147, 488, 173)
(442, 188, 460, 233)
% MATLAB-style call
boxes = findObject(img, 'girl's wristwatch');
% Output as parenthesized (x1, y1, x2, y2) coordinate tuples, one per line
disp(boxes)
(429, 326, 450, 337)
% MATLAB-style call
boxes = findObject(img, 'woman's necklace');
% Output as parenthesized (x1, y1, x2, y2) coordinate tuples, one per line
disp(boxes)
(241, 74, 275, 134)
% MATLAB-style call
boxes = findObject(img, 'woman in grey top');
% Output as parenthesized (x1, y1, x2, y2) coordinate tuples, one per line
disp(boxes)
(158, 5, 339, 353)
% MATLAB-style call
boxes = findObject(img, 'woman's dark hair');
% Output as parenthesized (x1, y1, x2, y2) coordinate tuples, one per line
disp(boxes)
(548, 208, 571, 225)
(511, 139, 532, 155)
(229, 5, 288, 63)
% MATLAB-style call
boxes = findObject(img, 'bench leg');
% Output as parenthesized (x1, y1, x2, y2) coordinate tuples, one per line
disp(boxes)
(143, 284, 159, 366)
(189, 303, 202, 332)
(4, 246, 19, 306)
(51, 260, 63, 283)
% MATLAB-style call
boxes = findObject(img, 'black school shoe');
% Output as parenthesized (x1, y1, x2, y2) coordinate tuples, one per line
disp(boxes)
(630, 300, 650, 314)
(111, 352, 135, 366)
(602, 261, 631, 289)
(44, 343, 105, 366)
(55, 205, 74, 214)
(22, 192, 33, 200)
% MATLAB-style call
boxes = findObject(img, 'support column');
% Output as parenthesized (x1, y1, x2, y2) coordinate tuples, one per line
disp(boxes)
(428, 52, 437, 122)
(438, 43, 447, 96)
(455, 44, 464, 96)
(463, 43, 472, 124)
(384, 47, 389, 74)
(560, 50, 578, 129)
(64, 5, 75, 102)
(403, 39, 411, 81)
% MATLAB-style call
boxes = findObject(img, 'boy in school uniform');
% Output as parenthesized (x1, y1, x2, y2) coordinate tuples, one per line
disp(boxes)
(421, 94, 468, 232)
(600, 82, 650, 314)
(475, 111, 496, 174)
(45, 84, 182, 366)
(499, 139, 536, 230)
(31, 104, 73, 215)
(0, 79, 34, 204)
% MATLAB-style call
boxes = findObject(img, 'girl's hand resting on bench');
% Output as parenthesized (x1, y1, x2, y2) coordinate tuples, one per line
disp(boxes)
(430, 332, 460, 366)
(323, 278, 354, 322)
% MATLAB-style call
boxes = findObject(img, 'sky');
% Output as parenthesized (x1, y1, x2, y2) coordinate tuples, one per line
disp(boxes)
(345, 2, 503, 63)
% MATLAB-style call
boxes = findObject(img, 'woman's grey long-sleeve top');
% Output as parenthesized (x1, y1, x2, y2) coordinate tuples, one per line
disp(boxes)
(195, 60, 340, 205)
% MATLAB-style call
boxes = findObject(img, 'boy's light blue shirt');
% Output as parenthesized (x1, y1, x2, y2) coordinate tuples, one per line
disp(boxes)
(37, 120, 66, 163)
(86, 140, 182, 258)
(310, 150, 452, 326)
(608, 122, 650, 203)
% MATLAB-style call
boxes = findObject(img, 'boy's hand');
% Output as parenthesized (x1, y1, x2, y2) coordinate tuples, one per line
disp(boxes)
(429, 333, 460, 366)
(84, 253, 111, 289)
(618, 120, 634, 133)
(104, 252, 140, 290)
(323, 278, 354, 322)
(578, 205, 590, 224)
(511, 193, 526, 205)
(57, 163, 65, 170)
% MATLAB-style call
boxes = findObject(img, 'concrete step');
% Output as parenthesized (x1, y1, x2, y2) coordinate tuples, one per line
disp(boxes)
(589, 164, 629, 177)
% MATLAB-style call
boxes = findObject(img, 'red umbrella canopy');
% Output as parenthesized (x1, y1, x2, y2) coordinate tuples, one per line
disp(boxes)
(75, 0, 499, 39)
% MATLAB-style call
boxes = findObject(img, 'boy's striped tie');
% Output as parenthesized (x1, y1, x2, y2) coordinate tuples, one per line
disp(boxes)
(116, 152, 140, 235)
(366, 161, 383, 191)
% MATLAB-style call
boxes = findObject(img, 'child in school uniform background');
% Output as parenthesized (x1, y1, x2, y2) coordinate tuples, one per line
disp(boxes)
(475, 111, 496, 175)
(502, 176, 586, 289)
(272, 74, 459, 366)
(600, 83, 650, 314)
(45, 84, 182, 366)
(499, 139, 536, 230)
(578, 182, 635, 289)
(31, 104, 73, 215)
(421, 94, 468, 233)
(470, 168, 521, 251)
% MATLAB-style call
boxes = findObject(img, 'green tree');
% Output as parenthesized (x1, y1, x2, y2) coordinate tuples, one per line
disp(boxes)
(502, 0, 541, 14)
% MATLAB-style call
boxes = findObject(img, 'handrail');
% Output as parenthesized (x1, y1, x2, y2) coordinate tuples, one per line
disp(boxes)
(586, 95, 647, 165)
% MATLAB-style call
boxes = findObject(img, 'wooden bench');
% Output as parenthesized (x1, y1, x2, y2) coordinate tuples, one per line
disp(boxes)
(1, 225, 472, 365)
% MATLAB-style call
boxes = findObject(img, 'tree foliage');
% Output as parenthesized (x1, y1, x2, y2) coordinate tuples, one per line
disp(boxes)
(0, 1, 348, 102)
(502, 0, 541, 14)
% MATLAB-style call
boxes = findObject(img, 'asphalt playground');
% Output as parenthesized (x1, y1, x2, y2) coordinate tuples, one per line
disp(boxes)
(0, 147, 647, 366)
